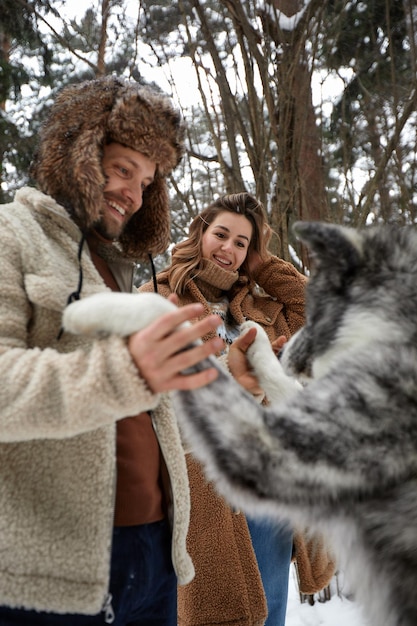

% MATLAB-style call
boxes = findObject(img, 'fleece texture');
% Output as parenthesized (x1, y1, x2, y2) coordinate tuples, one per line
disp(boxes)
(177, 456, 267, 626)
(0, 188, 193, 615)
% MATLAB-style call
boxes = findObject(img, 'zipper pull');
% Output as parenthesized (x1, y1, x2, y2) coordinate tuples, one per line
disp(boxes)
(102, 592, 115, 624)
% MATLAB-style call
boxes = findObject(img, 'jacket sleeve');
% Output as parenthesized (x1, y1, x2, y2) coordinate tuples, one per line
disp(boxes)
(293, 530, 336, 595)
(0, 340, 160, 443)
(254, 256, 307, 334)
(0, 225, 160, 443)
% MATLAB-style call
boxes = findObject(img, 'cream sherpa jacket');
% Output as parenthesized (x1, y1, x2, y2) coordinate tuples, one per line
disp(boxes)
(0, 187, 193, 615)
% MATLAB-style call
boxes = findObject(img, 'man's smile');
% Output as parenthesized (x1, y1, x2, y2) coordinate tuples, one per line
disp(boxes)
(107, 199, 127, 219)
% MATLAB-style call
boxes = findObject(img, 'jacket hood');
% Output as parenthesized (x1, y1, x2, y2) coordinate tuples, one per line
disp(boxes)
(30, 76, 186, 260)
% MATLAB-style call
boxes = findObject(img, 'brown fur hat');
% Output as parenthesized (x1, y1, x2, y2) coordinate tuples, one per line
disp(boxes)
(30, 75, 186, 260)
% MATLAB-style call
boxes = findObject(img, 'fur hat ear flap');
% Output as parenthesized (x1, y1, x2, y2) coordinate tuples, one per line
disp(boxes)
(62, 125, 107, 230)
(118, 174, 171, 259)
(30, 121, 108, 232)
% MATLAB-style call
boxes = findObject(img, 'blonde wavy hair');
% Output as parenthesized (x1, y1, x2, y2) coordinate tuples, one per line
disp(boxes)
(167, 192, 271, 295)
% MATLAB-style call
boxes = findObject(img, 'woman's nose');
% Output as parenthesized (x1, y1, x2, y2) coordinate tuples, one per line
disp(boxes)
(220, 240, 233, 252)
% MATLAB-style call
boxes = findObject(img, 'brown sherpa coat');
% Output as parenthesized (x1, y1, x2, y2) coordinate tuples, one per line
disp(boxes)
(0, 188, 194, 615)
(140, 258, 335, 625)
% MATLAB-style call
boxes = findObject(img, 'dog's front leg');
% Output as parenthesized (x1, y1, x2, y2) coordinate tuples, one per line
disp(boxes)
(240, 321, 302, 405)
(62, 292, 181, 337)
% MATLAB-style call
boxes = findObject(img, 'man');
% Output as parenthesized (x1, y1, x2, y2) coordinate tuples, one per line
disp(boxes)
(0, 75, 222, 625)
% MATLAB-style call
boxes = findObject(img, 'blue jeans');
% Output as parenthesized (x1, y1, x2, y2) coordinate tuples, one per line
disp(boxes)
(0, 520, 177, 626)
(247, 516, 293, 626)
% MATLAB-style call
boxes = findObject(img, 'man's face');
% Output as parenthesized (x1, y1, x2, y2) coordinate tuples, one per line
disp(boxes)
(95, 142, 156, 241)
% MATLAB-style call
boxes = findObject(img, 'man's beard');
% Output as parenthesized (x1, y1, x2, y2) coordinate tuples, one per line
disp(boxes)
(93, 212, 131, 242)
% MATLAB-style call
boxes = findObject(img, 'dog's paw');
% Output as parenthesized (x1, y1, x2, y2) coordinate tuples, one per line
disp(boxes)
(63, 292, 178, 337)
(240, 320, 302, 406)
(240, 320, 272, 363)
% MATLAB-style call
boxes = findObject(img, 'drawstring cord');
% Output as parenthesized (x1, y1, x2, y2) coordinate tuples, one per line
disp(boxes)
(67, 231, 87, 304)
(148, 253, 158, 294)
(102, 593, 115, 624)
(56, 232, 87, 340)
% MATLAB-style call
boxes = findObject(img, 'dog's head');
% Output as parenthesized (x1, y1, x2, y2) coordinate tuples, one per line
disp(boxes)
(281, 221, 417, 380)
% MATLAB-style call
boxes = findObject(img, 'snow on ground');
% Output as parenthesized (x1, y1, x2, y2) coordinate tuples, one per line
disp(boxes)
(285, 564, 369, 626)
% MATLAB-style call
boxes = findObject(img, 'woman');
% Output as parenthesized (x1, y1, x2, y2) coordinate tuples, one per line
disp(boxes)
(139, 192, 334, 625)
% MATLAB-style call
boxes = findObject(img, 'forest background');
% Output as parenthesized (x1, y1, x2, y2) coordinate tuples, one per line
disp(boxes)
(1, 0, 416, 281)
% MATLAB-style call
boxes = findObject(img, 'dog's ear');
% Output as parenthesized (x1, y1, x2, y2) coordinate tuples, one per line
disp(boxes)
(293, 221, 362, 274)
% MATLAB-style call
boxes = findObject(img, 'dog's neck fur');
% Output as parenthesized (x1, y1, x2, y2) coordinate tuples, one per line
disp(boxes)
(311, 308, 407, 379)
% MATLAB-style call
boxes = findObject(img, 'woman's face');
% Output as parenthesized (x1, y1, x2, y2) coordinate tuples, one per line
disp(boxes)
(201, 211, 253, 272)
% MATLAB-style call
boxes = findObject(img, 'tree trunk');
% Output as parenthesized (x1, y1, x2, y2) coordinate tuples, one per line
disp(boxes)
(272, 0, 329, 268)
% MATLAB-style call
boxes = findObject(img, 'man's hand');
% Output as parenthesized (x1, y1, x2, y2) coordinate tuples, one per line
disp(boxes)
(128, 303, 223, 393)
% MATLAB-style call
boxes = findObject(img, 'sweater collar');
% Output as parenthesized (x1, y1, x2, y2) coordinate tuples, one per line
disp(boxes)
(194, 258, 239, 302)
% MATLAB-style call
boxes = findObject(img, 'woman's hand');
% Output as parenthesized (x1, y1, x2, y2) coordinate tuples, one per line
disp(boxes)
(246, 249, 265, 275)
(228, 330, 288, 400)
(246, 223, 273, 275)
(271, 335, 287, 355)
(227, 327, 264, 398)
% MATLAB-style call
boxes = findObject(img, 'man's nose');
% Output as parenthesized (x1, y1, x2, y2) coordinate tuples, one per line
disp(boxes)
(122, 182, 143, 212)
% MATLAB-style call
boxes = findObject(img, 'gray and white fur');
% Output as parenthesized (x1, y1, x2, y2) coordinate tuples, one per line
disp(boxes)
(63, 222, 417, 626)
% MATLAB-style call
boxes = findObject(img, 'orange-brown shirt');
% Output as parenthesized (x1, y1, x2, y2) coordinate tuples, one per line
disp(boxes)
(89, 244, 164, 526)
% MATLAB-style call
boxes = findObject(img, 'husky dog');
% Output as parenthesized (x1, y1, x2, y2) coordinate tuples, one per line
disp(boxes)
(63, 221, 417, 626)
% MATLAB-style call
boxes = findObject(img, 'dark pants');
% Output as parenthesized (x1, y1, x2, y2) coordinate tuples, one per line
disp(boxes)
(0, 520, 177, 626)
